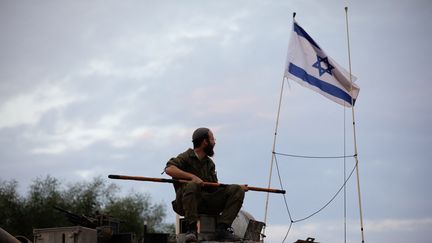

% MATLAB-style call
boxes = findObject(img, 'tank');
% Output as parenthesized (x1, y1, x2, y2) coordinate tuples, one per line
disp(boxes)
(33, 226, 96, 243)
(176, 210, 265, 243)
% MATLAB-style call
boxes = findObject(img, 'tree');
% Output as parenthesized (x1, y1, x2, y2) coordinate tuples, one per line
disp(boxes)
(105, 191, 173, 239)
(62, 176, 119, 215)
(0, 180, 25, 236)
(22, 175, 70, 236)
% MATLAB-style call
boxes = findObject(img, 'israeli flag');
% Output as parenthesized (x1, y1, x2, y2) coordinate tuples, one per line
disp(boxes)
(284, 21, 360, 107)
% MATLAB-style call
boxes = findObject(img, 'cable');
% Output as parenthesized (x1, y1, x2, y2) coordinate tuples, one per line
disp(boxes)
(274, 155, 293, 243)
(273, 153, 358, 242)
(273, 151, 356, 159)
(282, 155, 357, 224)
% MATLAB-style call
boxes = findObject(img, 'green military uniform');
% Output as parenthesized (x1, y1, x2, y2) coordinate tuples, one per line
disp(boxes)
(166, 148, 245, 226)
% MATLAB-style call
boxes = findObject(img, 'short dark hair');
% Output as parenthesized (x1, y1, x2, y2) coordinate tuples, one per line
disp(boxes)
(192, 128, 210, 148)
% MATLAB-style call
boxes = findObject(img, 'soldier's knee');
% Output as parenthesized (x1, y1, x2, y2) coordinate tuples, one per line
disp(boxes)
(183, 181, 201, 194)
(228, 184, 245, 200)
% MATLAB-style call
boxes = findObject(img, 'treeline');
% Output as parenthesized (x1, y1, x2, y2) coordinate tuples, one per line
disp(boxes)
(0, 175, 174, 240)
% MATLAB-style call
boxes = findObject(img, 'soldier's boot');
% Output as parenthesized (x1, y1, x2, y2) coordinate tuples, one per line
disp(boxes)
(185, 222, 198, 242)
(215, 223, 241, 242)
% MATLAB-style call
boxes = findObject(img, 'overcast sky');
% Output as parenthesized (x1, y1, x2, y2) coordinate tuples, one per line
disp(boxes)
(1, 0, 431, 242)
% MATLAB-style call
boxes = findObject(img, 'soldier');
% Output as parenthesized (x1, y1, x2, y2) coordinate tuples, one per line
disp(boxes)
(165, 127, 245, 242)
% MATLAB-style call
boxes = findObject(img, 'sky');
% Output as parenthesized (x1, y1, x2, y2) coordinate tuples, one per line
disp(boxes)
(1, 0, 431, 242)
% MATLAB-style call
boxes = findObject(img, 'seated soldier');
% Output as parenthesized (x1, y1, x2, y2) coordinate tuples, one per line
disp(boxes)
(165, 127, 246, 242)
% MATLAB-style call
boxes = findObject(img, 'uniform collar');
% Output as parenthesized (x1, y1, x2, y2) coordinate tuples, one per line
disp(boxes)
(189, 148, 207, 161)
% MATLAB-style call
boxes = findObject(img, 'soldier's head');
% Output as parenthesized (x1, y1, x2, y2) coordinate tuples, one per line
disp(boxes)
(192, 127, 215, 157)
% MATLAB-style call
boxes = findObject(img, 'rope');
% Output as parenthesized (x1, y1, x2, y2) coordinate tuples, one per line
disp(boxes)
(290, 157, 357, 223)
(273, 151, 356, 159)
(273, 153, 358, 242)
(273, 155, 293, 243)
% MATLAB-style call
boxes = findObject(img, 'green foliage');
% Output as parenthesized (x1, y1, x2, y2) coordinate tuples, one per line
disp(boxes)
(0, 176, 174, 240)
(62, 177, 118, 215)
(0, 180, 25, 236)
(105, 192, 170, 239)
(24, 176, 70, 235)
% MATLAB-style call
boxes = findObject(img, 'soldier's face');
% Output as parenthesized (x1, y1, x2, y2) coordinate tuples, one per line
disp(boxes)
(204, 131, 216, 157)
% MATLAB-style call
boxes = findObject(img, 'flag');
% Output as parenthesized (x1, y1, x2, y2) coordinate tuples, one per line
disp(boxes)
(284, 21, 360, 107)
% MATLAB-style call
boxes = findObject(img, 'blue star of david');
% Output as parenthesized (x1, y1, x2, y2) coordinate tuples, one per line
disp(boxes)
(312, 55, 334, 76)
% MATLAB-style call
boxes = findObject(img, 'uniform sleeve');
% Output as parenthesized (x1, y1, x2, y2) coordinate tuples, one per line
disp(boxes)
(165, 152, 187, 171)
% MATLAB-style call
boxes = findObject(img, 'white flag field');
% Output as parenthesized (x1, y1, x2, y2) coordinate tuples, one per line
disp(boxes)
(284, 21, 360, 107)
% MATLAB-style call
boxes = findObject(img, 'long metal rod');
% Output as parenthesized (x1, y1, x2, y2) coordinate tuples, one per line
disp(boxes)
(345, 6, 365, 243)
(263, 75, 287, 234)
(108, 174, 286, 194)
(344, 95, 348, 243)
(263, 14, 295, 239)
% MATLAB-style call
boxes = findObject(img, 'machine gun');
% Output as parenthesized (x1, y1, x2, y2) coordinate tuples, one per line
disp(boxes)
(53, 206, 97, 228)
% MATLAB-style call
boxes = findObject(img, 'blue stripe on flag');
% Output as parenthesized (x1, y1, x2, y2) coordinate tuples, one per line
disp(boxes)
(288, 63, 354, 105)
(293, 22, 321, 50)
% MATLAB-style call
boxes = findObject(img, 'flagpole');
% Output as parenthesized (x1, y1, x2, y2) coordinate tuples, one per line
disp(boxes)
(263, 13, 296, 238)
(263, 76, 286, 232)
(345, 6, 365, 243)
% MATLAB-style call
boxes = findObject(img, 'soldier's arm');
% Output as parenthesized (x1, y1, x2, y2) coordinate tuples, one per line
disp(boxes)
(165, 165, 203, 185)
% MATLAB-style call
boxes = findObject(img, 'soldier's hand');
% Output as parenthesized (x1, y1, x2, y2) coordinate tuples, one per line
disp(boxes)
(240, 184, 249, 191)
(191, 175, 204, 186)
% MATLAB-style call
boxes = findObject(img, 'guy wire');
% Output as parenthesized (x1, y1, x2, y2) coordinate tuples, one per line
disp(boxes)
(273, 151, 355, 159)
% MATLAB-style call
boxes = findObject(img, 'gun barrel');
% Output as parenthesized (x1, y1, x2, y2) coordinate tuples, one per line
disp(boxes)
(108, 174, 286, 194)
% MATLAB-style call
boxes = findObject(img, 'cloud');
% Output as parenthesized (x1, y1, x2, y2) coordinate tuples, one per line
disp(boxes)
(166, 9, 250, 47)
(264, 218, 432, 243)
(188, 84, 259, 116)
(29, 117, 117, 154)
(28, 112, 192, 154)
(79, 45, 192, 80)
(365, 218, 432, 232)
(0, 83, 84, 129)
(75, 9, 250, 82)
(22, 109, 127, 154)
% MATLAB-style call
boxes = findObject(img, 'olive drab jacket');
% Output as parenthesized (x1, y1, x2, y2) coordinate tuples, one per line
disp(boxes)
(166, 148, 218, 192)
